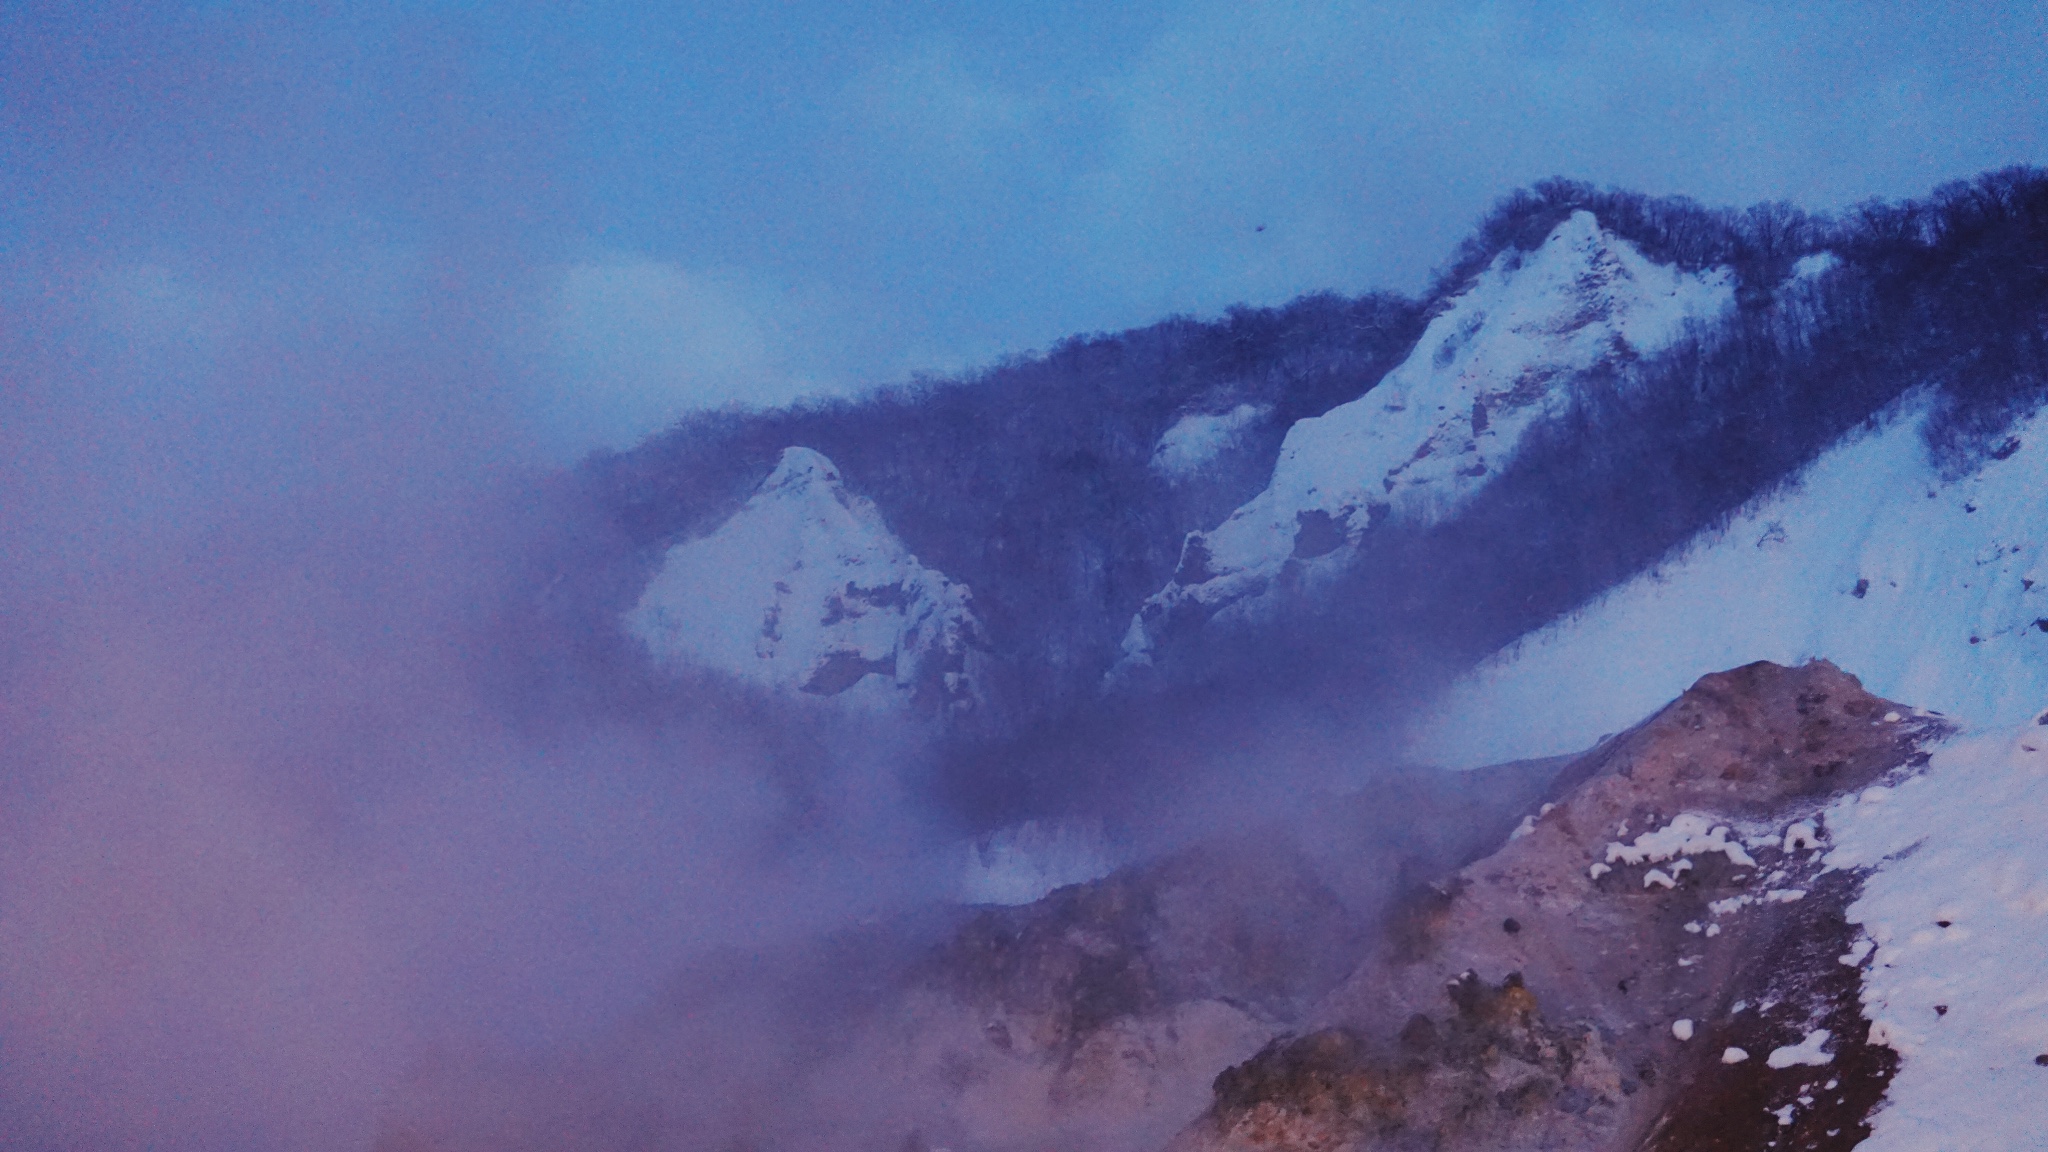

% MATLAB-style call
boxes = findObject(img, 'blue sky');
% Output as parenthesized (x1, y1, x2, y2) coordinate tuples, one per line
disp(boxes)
(5, 0, 2045, 458)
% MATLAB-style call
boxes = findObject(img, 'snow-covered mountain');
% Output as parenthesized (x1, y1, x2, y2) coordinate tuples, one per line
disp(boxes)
(1414, 396, 2048, 769)
(1116, 210, 1735, 672)
(627, 446, 987, 715)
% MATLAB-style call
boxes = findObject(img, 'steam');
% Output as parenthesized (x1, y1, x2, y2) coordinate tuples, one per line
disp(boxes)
(0, 250, 957, 1152)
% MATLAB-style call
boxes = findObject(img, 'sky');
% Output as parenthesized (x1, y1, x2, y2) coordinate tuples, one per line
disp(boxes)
(5, 0, 2045, 460)
(3, 5, 2046, 1147)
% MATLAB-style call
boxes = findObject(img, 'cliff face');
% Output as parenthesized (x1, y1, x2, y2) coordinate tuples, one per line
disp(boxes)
(627, 446, 988, 717)
(1176, 660, 1942, 1152)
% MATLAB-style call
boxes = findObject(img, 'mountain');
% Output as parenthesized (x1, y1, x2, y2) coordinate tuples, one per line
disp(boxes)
(628, 446, 988, 716)
(575, 289, 1425, 731)
(520, 167, 2048, 857)
(396, 167, 2048, 1152)
(1115, 210, 1735, 674)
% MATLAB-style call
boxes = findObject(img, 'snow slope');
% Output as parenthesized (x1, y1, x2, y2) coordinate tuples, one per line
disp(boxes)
(627, 447, 986, 715)
(1150, 403, 1269, 480)
(1822, 724, 2048, 1151)
(1414, 399, 2048, 768)
(1118, 210, 1734, 669)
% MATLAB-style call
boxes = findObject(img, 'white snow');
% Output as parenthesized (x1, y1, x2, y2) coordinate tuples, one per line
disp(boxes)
(628, 447, 985, 713)
(1789, 251, 1841, 282)
(1820, 726, 2048, 1152)
(1766, 1029, 1834, 1068)
(1604, 813, 1757, 869)
(1150, 403, 1268, 479)
(959, 819, 1117, 906)
(1723, 1047, 1750, 1064)
(1783, 821, 1822, 853)
(1415, 397, 2048, 768)
(1117, 211, 1733, 670)
(1673, 1018, 1695, 1041)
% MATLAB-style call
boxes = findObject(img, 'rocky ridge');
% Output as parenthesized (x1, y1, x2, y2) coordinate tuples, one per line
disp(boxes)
(627, 446, 988, 717)
(1175, 659, 1942, 1152)
(1116, 210, 1735, 677)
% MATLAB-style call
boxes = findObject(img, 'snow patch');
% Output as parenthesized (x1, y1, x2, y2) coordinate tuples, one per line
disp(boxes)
(1766, 1029, 1834, 1068)
(1604, 813, 1757, 869)
(1150, 404, 1268, 479)
(1783, 821, 1821, 853)
(1820, 726, 2048, 1151)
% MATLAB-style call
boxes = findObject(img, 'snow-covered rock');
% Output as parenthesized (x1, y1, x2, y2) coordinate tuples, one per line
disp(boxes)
(627, 446, 986, 715)
(1414, 398, 2048, 768)
(1150, 403, 1269, 480)
(1822, 724, 2048, 1152)
(1117, 210, 1734, 670)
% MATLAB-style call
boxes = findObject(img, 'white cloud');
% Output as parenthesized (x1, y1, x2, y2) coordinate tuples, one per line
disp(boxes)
(842, 42, 1042, 176)
(545, 257, 815, 453)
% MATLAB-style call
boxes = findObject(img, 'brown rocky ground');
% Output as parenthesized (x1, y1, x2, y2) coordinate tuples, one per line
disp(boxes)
(839, 758, 1575, 1151)
(1174, 659, 1943, 1152)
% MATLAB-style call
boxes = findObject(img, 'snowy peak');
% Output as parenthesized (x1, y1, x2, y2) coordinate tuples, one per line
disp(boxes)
(757, 444, 842, 493)
(627, 446, 986, 715)
(1118, 211, 1735, 671)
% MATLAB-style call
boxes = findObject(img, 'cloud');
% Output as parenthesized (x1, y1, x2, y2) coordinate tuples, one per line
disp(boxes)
(543, 257, 811, 453)
(842, 42, 1044, 177)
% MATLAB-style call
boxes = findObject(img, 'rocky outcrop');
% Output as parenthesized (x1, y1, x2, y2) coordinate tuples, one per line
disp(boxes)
(1174, 659, 1945, 1152)
(1117, 211, 1735, 677)
(851, 759, 1570, 1151)
(627, 446, 988, 717)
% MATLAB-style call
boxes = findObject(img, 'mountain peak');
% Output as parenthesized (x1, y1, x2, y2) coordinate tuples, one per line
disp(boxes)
(761, 445, 843, 492)
(627, 446, 987, 715)
(1115, 213, 1735, 675)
